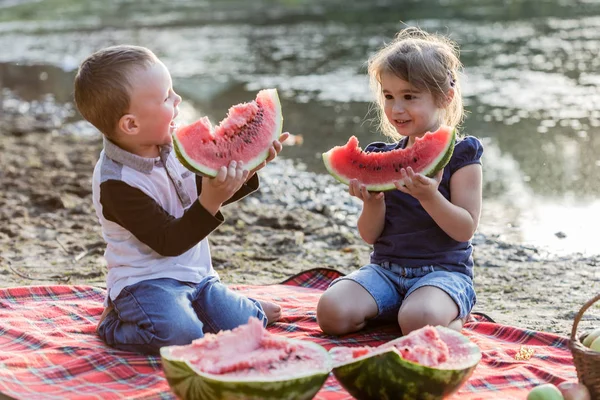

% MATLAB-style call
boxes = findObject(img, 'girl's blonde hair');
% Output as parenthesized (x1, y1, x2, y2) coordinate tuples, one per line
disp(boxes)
(368, 27, 464, 141)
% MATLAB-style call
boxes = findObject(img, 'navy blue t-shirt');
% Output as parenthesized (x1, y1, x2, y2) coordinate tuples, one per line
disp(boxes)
(365, 135, 484, 278)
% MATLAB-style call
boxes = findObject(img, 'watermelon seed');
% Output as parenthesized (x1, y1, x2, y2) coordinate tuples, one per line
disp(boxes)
(413, 157, 418, 163)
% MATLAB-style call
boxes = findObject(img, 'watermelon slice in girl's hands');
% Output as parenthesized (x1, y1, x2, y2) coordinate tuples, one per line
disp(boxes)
(173, 89, 283, 177)
(322, 125, 456, 191)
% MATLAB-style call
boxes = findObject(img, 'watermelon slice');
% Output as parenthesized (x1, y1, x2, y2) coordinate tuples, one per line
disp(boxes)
(173, 89, 283, 177)
(160, 318, 332, 400)
(330, 325, 481, 400)
(322, 125, 456, 191)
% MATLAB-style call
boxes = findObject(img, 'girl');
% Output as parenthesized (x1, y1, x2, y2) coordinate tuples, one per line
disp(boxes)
(317, 27, 483, 336)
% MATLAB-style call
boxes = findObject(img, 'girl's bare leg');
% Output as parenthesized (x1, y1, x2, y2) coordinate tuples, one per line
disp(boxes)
(317, 280, 378, 335)
(397, 286, 460, 335)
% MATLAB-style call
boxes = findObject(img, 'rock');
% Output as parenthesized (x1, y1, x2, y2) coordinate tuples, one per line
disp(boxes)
(0, 227, 18, 238)
(31, 193, 65, 211)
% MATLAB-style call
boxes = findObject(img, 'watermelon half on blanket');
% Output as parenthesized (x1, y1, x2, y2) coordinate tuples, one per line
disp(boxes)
(173, 89, 283, 177)
(160, 317, 332, 400)
(330, 325, 481, 400)
(322, 125, 456, 191)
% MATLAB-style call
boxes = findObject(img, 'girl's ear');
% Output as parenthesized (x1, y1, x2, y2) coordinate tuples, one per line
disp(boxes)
(118, 114, 139, 136)
(443, 87, 455, 107)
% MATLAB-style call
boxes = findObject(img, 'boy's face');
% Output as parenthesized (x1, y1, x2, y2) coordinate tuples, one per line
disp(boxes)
(124, 60, 181, 150)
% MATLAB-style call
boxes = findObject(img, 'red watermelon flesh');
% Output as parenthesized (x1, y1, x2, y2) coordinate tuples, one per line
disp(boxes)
(166, 318, 329, 378)
(330, 325, 451, 368)
(173, 89, 283, 177)
(322, 125, 456, 191)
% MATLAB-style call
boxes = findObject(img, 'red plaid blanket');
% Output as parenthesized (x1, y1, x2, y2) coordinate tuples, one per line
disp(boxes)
(0, 268, 577, 399)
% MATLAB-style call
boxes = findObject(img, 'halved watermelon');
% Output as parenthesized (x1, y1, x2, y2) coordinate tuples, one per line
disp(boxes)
(173, 89, 283, 177)
(160, 318, 332, 400)
(322, 125, 456, 191)
(330, 325, 481, 400)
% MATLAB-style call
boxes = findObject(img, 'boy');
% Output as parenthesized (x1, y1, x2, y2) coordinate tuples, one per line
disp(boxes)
(74, 45, 285, 355)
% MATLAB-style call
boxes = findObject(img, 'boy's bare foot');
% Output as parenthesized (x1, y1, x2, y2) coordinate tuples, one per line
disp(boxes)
(259, 300, 282, 324)
(96, 305, 114, 331)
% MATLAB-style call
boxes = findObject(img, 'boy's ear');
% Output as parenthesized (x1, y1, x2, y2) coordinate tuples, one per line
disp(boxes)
(118, 114, 139, 136)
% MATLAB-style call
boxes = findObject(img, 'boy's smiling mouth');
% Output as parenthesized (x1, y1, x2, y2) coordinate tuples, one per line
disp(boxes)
(170, 112, 179, 132)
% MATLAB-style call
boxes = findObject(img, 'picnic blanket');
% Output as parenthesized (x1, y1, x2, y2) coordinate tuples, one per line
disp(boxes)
(0, 268, 577, 400)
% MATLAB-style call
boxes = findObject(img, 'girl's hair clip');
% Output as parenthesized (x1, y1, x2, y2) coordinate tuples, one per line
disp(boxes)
(448, 70, 456, 87)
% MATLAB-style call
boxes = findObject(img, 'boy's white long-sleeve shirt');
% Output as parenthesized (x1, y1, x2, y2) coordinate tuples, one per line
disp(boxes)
(92, 138, 258, 305)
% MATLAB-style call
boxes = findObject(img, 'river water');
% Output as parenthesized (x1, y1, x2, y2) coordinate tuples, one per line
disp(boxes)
(1, 0, 599, 255)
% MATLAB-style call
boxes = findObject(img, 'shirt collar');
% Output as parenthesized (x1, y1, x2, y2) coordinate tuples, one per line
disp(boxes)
(103, 138, 172, 174)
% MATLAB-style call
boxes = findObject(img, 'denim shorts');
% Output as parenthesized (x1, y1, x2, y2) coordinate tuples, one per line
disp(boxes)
(331, 262, 476, 322)
(97, 275, 267, 355)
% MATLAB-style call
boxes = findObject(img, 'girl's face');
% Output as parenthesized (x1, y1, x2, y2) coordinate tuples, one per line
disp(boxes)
(381, 72, 443, 143)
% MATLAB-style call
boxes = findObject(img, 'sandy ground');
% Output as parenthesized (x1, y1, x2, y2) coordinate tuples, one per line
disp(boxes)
(0, 127, 598, 338)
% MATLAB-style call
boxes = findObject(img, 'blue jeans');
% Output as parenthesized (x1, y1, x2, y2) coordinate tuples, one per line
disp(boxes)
(97, 276, 267, 355)
(331, 263, 476, 322)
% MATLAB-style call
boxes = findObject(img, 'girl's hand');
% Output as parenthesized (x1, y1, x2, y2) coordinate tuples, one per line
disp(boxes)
(246, 132, 290, 180)
(349, 179, 384, 204)
(200, 160, 249, 214)
(394, 167, 443, 201)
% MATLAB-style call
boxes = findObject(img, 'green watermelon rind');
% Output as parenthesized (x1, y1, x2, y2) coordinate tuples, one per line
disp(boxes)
(173, 137, 203, 175)
(160, 339, 332, 400)
(172, 89, 283, 177)
(322, 127, 456, 192)
(331, 326, 481, 400)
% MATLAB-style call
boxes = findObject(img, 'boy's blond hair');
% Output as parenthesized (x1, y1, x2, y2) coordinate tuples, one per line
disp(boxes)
(368, 27, 464, 141)
(73, 45, 157, 138)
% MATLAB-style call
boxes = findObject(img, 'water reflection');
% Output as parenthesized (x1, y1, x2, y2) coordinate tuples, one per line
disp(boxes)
(1, 0, 599, 254)
(0, 62, 75, 103)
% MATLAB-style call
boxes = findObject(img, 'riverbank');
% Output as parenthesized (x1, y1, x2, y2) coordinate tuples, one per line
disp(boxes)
(0, 92, 598, 337)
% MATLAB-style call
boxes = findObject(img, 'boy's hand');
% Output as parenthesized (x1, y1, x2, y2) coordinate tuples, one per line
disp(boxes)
(199, 160, 249, 215)
(394, 167, 442, 201)
(349, 179, 385, 204)
(246, 132, 290, 180)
